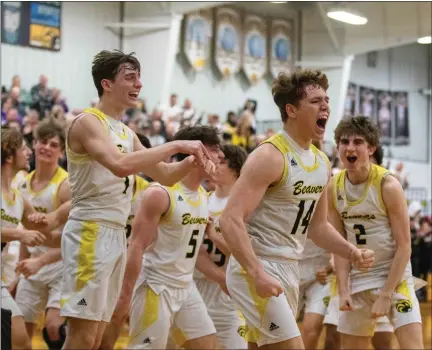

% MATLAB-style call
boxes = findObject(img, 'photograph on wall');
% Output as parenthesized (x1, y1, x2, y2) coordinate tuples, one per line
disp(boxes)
(214, 7, 241, 78)
(376, 90, 393, 145)
(183, 10, 212, 72)
(269, 19, 293, 78)
(359, 86, 377, 120)
(1, 1, 29, 47)
(393, 91, 410, 145)
(242, 14, 267, 84)
(29, 2, 61, 51)
(344, 82, 358, 118)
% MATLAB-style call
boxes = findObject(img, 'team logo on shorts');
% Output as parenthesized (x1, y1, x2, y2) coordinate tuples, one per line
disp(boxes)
(237, 325, 247, 339)
(396, 299, 412, 313)
(323, 296, 330, 307)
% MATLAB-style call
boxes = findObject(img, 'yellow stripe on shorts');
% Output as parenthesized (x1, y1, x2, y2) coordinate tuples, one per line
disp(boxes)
(76, 221, 98, 291)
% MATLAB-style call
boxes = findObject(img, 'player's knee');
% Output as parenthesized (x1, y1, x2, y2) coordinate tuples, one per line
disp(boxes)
(42, 323, 67, 350)
(302, 319, 322, 341)
(371, 332, 393, 350)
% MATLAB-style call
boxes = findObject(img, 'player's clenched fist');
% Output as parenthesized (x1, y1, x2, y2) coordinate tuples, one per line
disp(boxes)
(253, 269, 284, 299)
(349, 248, 374, 272)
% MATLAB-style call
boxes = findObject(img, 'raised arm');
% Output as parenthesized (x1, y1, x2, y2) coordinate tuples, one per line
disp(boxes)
(70, 114, 210, 178)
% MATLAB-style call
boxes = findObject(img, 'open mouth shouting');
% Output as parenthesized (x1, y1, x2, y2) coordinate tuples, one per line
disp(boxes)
(346, 155, 358, 164)
(316, 116, 328, 131)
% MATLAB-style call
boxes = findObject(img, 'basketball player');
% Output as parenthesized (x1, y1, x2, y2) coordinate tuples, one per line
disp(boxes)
(61, 50, 215, 349)
(101, 125, 223, 349)
(219, 70, 375, 350)
(195, 144, 248, 349)
(323, 146, 394, 350)
(329, 115, 423, 349)
(14, 119, 70, 349)
(1, 128, 69, 349)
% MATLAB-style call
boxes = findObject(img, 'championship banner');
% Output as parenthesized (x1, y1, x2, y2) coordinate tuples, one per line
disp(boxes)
(359, 86, 377, 120)
(269, 19, 293, 78)
(393, 91, 410, 145)
(29, 2, 61, 51)
(344, 83, 358, 118)
(376, 90, 393, 145)
(214, 7, 241, 77)
(242, 15, 267, 84)
(1, 1, 61, 51)
(184, 10, 212, 72)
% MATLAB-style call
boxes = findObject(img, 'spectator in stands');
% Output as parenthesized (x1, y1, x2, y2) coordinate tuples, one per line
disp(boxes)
(9, 86, 27, 116)
(162, 93, 183, 133)
(231, 110, 256, 153)
(52, 88, 69, 113)
(222, 111, 237, 142)
(1, 97, 14, 125)
(150, 119, 166, 147)
(50, 104, 66, 122)
(4, 108, 22, 127)
(30, 75, 53, 118)
(182, 98, 196, 123)
(22, 109, 39, 146)
(207, 114, 222, 130)
(417, 216, 432, 301)
(393, 161, 409, 189)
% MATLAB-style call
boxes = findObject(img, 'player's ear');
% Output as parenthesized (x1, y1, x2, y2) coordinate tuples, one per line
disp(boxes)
(285, 104, 297, 120)
(368, 145, 376, 157)
(101, 79, 113, 92)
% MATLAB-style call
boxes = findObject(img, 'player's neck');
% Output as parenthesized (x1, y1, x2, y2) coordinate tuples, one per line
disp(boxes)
(98, 98, 125, 121)
(283, 123, 311, 150)
(346, 162, 371, 185)
(215, 183, 232, 198)
(1, 166, 16, 194)
(34, 161, 58, 183)
(181, 172, 202, 192)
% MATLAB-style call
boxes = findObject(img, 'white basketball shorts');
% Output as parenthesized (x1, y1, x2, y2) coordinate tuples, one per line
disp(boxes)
(298, 280, 330, 317)
(1, 285, 23, 318)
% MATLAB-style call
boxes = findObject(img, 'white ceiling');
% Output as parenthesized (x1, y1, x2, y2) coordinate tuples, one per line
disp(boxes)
(114, 1, 431, 58)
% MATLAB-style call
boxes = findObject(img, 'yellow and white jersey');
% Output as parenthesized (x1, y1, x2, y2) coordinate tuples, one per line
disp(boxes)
(247, 131, 330, 262)
(1, 189, 24, 233)
(17, 167, 68, 282)
(66, 108, 135, 229)
(333, 164, 412, 294)
(125, 176, 149, 239)
(194, 191, 229, 280)
(299, 238, 330, 283)
(11, 171, 27, 190)
(141, 182, 209, 291)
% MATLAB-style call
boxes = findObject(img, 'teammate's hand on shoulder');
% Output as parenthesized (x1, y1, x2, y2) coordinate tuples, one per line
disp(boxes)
(20, 230, 46, 247)
(16, 257, 43, 278)
(339, 292, 355, 311)
(349, 248, 374, 272)
(253, 268, 283, 298)
(371, 295, 391, 318)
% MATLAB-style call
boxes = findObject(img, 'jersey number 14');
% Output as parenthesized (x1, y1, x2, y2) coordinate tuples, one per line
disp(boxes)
(291, 200, 316, 235)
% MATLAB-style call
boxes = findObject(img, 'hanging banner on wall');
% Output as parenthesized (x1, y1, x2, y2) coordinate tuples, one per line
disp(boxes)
(269, 19, 293, 78)
(359, 86, 377, 120)
(1, 1, 61, 51)
(242, 14, 267, 84)
(393, 91, 410, 145)
(214, 7, 241, 77)
(184, 10, 212, 72)
(376, 90, 393, 145)
(344, 82, 358, 118)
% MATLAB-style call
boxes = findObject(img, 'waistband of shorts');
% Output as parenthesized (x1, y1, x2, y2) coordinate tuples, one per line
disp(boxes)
(68, 217, 125, 231)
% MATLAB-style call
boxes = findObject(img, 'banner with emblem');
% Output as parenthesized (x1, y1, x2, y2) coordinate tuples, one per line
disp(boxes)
(1, 1, 61, 51)
(392, 91, 410, 145)
(269, 19, 293, 78)
(214, 7, 241, 78)
(242, 14, 267, 84)
(183, 10, 212, 72)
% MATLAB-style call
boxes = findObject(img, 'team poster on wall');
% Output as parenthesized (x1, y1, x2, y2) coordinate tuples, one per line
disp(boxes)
(393, 91, 410, 145)
(269, 19, 293, 78)
(1, 1, 61, 52)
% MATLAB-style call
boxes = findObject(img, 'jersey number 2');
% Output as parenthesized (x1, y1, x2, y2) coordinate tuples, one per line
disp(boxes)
(186, 229, 200, 259)
(291, 200, 316, 235)
(353, 224, 367, 245)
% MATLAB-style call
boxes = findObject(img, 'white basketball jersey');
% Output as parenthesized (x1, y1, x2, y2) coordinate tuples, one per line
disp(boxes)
(125, 176, 149, 239)
(17, 167, 67, 282)
(333, 164, 412, 294)
(247, 131, 330, 262)
(194, 191, 229, 280)
(66, 108, 135, 228)
(299, 238, 330, 283)
(142, 182, 208, 291)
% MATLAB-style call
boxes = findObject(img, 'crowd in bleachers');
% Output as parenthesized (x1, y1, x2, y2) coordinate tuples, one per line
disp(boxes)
(2, 73, 431, 300)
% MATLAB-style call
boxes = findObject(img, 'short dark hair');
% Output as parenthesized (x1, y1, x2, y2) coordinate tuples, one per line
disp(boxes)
(371, 144, 384, 166)
(334, 115, 381, 148)
(34, 118, 66, 150)
(92, 50, 140, 97)
(221, 144, 248, 178)
(1, 127, 24, 166)
(136, 133, 152, 149)
(272, 69, 329, 122)
(173, 125, 221, 162)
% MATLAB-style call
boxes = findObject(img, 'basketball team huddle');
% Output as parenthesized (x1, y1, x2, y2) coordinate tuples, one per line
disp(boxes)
(1, 50, 425, 350)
